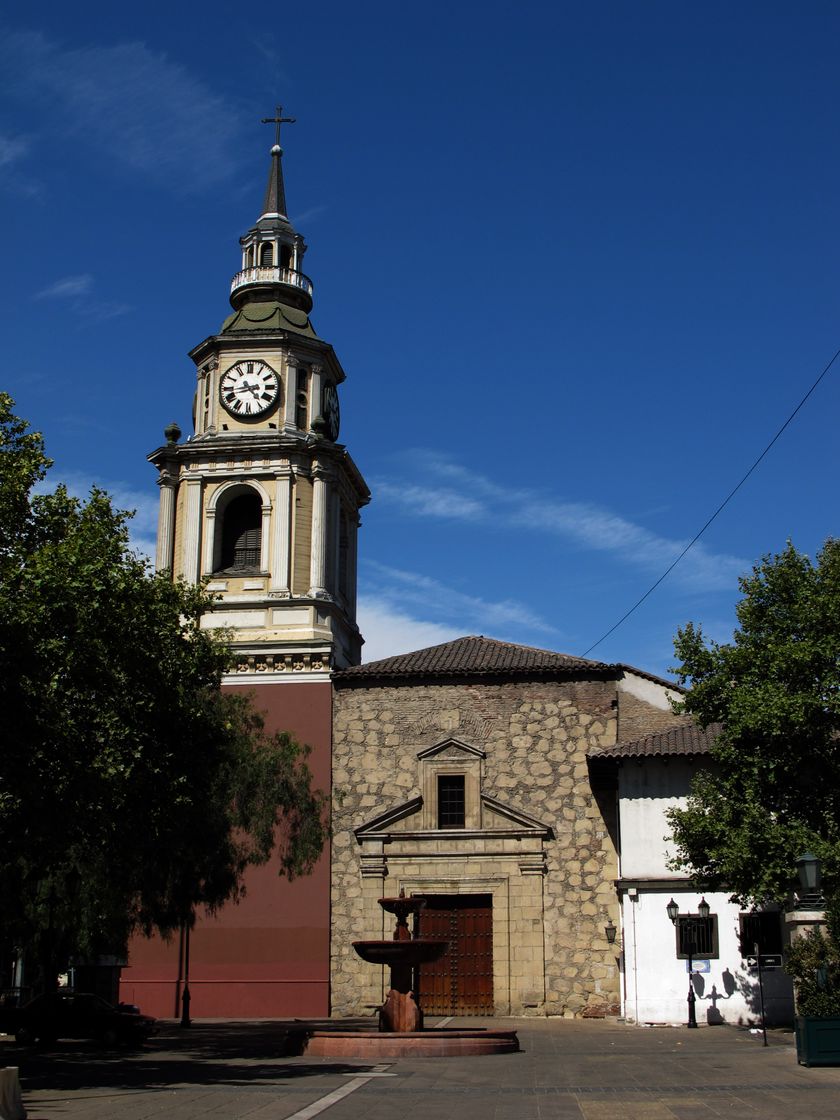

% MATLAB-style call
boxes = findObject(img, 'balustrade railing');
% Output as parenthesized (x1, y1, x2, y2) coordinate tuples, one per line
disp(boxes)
(230, 266, 313, 296)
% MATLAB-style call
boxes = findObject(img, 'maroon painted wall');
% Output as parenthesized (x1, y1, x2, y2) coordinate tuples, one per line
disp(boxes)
(120, 678, 332, 1019)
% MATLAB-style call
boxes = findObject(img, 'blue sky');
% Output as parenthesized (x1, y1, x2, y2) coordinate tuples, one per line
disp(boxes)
(3, 2, 839, 675)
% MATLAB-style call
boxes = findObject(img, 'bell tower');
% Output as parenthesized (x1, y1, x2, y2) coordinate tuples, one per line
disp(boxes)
(129, 113, 367, 1019)
(149, 112, 370, 675)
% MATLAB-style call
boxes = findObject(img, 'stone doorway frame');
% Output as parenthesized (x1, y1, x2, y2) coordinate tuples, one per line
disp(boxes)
(392, 874, 512, 1014)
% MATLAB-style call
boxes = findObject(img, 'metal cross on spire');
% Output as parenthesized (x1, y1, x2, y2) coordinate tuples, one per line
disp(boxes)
(261, 106, 296, 147)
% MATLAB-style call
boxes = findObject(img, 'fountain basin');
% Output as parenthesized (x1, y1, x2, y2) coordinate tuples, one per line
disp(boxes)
(303, 1027, 519, 1058)
(352, 939, 448, 966)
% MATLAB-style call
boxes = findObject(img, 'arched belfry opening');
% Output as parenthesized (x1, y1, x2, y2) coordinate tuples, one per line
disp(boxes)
(215, 489, 262, 573)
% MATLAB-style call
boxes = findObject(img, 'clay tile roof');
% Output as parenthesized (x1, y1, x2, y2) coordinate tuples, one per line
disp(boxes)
(589, 722, 722, 760)
(334, 635, 618, 683)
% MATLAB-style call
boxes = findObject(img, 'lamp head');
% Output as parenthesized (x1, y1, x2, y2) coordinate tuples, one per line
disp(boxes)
(796, 851, 822, 895)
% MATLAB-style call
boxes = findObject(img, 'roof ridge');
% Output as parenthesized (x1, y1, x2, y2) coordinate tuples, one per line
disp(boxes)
(335, 634, 618, 681)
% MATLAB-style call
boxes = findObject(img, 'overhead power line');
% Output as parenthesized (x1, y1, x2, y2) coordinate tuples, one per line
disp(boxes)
(581, 344, 840, 659)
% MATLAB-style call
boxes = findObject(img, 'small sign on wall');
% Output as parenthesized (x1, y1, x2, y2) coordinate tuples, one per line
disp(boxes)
(688, 959, 711, 973)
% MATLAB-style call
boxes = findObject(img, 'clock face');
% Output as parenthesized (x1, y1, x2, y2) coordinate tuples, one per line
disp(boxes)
(219, 360, 280, 418)
(322, 383, 340, 441)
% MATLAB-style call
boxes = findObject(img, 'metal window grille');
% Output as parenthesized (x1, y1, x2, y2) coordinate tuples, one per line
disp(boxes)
(739, 912, 783, 956)
(438, 775, 466, 829)
(676, 914, 718, 959)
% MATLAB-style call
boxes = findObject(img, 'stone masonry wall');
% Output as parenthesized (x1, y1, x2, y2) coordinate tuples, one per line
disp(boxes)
(618, 691, 691, 745)
(330, 677, 625, 1018)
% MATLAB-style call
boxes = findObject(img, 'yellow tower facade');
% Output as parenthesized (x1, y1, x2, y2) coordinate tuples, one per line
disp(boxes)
(149, 127, 370, 676)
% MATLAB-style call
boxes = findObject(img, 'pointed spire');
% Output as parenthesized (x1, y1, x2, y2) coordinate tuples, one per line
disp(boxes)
(229, 111, 313, 316)
(262, 143, 288, 218)
(260, 107, 295, 219)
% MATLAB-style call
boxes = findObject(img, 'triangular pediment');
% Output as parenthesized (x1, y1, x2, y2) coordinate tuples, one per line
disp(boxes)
(416, 736, 486, 761)
(480, 794, 553, 835)
(354, 796, 423, 839)
(354, 792, 552, 840)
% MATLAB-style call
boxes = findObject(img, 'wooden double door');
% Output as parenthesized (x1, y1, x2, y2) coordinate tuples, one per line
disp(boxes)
(415, 894, 493, 1016)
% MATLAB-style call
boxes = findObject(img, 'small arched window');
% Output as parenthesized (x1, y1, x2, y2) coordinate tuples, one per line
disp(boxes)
(259, 242, 274, 267)
(296, 368, 309, 430)
(218, 492, 262, 572)
(280, 244, 293, 269)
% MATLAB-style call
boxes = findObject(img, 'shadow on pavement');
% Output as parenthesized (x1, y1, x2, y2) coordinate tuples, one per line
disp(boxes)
(2, 1020, 381, 1095)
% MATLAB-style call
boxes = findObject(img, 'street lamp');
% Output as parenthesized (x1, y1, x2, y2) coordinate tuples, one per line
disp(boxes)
(667, 897, 710, 1029)
(604, 920, 617, 946)
(795, 851, 823, 909)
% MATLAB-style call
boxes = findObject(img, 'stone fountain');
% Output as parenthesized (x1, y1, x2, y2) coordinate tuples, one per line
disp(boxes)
(303, 891, 518, 1057)
(353, 892, 447, 1032)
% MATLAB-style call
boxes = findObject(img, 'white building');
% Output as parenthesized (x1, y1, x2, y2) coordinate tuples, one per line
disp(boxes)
(591, 724, 795, 1026)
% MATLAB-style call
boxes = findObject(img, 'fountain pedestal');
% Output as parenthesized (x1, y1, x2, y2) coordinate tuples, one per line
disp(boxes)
(353, 938, 449, 1032)
(301, 891, 518, 1057)
(352, 893, 447, 1033)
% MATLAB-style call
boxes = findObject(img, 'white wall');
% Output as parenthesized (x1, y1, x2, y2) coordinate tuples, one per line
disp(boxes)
(616, 756, 793, 1025)
(618, 757, 695, 879)
(620, 889, 793, 1026)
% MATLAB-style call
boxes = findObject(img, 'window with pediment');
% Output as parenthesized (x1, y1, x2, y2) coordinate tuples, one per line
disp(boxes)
(418, 739, 484, 830)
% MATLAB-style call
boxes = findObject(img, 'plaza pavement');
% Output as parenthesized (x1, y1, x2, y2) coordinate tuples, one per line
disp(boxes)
(3, 1015, 840, 1120)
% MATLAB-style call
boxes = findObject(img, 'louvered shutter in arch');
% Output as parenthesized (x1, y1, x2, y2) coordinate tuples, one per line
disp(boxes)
(219, 493, 262, 572)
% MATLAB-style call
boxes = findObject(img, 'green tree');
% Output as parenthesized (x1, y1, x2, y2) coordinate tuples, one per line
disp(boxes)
(667, 540, 840, 906)
(784, 897, 840, 1017)
(0, 394, 326, 990)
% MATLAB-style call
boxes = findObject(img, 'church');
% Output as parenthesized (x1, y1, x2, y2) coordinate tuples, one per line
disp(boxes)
(119, 122, 793, 1027)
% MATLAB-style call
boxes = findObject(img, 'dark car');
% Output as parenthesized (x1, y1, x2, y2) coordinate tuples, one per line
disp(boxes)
(14, 991, 157, 1046)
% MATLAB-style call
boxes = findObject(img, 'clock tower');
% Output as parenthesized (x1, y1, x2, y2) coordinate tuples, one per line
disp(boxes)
(127, 117, 369, 1020)
(149, 118, 370, 675)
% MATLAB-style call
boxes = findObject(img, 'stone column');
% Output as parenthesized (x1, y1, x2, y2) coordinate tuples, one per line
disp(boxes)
(283, 358, 299, 433)
(181, 478, 202, 584)
(270, 469, 292, 595)
(310, 364, 323, 429)
(202, 508, 216, 576)
(330, 492, 341, 596)
(155, 474, 177, 574)
(785, 908, 826, 944)
(309, 464, 330, 598)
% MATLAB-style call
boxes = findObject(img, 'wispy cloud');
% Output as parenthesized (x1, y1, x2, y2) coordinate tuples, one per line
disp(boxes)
(0, 133, 40, 197)
(0, 135, 28, 169)
(357, 597, 463, 663)
(290, 204, 329, 227)
(374, 451, 747, 593)
(362, 560, 557, 636)
(35, 274, 94, 301)
(0, 29, 244, 191)
(32, 273, 130, 325)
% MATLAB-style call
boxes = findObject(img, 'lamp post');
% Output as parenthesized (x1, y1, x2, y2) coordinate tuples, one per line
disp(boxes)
(667, 896, 710, 1029)
(179, 919, 191, 1029)
(795, 851, 823, 910)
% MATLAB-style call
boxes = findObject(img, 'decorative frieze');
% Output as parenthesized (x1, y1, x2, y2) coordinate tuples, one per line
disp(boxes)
(227, 652, 331, 675)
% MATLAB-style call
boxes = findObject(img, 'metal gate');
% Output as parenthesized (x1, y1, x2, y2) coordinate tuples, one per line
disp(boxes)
(416, 894, 493, 1016)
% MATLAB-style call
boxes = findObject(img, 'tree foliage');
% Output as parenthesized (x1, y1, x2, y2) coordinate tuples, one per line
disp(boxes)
(0, 394, 326, 986)
(785, 899, 840, 1017)
(667, 540, 840, 906)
